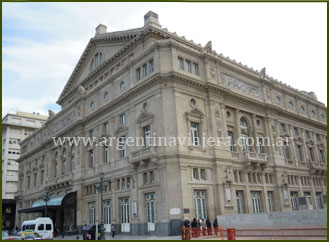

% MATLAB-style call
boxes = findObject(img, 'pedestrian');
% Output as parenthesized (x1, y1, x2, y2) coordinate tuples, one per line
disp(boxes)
(196, 219, 201, 237)
(206, 217, 212, 235)
(200, 219, 207, 236)
(213, 218, 218, 236)
(183, 217, 190, 227)
(111, 224, 116, 238)
(191, 218, 197, 237)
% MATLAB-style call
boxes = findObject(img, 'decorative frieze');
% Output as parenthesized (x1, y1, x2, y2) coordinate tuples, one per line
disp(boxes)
(219, 73, 262, 99)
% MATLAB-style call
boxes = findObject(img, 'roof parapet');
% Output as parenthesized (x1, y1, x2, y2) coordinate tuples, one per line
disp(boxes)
(95, 24, 107, 36)
(144, 11, 160, 27)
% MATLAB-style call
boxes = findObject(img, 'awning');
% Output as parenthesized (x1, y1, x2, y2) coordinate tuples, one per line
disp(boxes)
(32, 194, 66, 208)
(18, 192, 76, 213)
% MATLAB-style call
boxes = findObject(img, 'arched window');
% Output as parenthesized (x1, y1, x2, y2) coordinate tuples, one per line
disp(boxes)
(240, 118, 250, 152)
(90, 52, 104, 71)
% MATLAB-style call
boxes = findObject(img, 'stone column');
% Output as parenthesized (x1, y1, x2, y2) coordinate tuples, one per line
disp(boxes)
(300, 128, 309, 162)
(288, 125, 298, 166)
(311, 132, 320, 162)
(244, 173, 252, 214)
(251, 114, 258, 153)
(264, 117, 274, 155)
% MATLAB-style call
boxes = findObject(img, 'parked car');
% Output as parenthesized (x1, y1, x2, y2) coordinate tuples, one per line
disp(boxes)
(19, 217, 53, 240)
(17, 231, 42, 240)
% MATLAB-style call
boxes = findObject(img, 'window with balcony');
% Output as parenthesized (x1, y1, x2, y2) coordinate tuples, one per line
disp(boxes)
(89, 150, 94, 168)
(240, 118, 250, 152)
(308, 147, 314, 161)
(120, 114, 126, 125)
(228, 131, 234, 151)
(104, 146, 109, 164)
(143, 125, 151, 146)
(190, 122, 199, 146)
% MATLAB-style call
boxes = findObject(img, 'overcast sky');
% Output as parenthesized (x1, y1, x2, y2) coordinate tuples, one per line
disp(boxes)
(2, 2, 327, 117)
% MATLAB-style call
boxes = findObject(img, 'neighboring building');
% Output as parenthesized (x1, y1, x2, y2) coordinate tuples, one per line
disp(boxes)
(2, 111, 47, 230)
(15, 11, 327, 236)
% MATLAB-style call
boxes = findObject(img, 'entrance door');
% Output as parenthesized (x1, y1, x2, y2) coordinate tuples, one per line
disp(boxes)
(290, 192, 299, 211)
(316, 192, 323, 209)
(194, 191, 207, 219)
(120, 197, 130, 232)
(236, 191, 244, 214)
(146, 193, 156, 232)
(250, 191, 262, 214)
(104, 200, 111, 232)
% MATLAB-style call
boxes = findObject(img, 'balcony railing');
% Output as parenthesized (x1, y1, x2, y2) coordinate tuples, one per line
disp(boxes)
(241, 151, 268, 167)
(130, 146, 157, 165)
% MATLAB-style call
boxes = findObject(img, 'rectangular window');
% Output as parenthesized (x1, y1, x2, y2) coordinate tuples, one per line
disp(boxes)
(257, 173, 262, 184)
(238, 171, 244, 183)
(89, 150, 94, 168)
(38, 224, 44, 230)
(193, 63, 199, 75)
(149, 59, 154, 73)
(305, 131, 310, 139)
(228, 131, 234, 151)
(88, 202, 95, 224)
(280, 123, 286, 132)
(144, 125, 151, 146)
(269, 174, 273, 184)
(319, 150, 325, 163)
(104, 146, 109, 164)
(294, 127, 298, 136)
(62, 149, 66, 174)
(193, 168, 199, 180)
(178, 57, 184, 70)
(150, 171, 155, 183)
(190, 122, 199, 146)
(186, 60, 192, 73)
(103, 122, 109, 133)
(143, 64, 148, 77)
(200, 169, 206, 180)
(127, 177, 131, 188)
(89, 130, 94, 139)
(120, 114, 126, 124)
(258, 138, 264, 153)
(265, 173, 269, 184)
(136, 68, 141, 81)
(297, 145, 303, 161)
(117, 179, 120, 190)
(122, 178, 126, 189)
(119, 137, 126, 158)
(309, 147, 314, 161)
(46, 224, 51, 230)
(284, 143, 290, 159)
(248, 173, 252, 183)
(144, 172, 149, 184)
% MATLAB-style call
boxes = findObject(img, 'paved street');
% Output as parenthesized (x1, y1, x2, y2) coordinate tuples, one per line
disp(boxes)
(54, 234, 327, 240)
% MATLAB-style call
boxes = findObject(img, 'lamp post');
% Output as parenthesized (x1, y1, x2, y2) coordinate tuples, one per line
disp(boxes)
(42, 187, 50, 217)
(96, 172, 109, 240)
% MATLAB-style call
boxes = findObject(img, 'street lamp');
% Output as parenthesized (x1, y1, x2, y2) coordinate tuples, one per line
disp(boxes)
(96, 172, 109, 240)
(42, 187, 50, 217)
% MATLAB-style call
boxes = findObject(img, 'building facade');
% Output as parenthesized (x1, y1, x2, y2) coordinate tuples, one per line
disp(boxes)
(2, 111, 47, 230)
(15, 12, 327, 236)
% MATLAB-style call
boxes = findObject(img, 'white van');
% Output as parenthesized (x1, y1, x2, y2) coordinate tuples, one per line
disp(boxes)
(20, 217, 54, 240)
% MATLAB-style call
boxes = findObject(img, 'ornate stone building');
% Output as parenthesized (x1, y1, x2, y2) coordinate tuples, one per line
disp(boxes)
(15, 11, 327, 236)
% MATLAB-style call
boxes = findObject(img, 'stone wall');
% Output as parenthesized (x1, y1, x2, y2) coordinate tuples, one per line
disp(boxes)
(217, 208, 327, 228)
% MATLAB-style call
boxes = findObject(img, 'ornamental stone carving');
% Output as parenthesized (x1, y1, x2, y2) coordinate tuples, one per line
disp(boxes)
(219, 73, 261, 99)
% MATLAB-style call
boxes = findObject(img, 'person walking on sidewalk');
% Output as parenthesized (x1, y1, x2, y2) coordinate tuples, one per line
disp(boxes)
(111, 224, 116, 238)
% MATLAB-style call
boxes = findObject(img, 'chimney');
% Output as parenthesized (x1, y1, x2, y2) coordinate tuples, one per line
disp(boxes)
(95, 24, 107, 36)
(144, 11, 160, 26)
